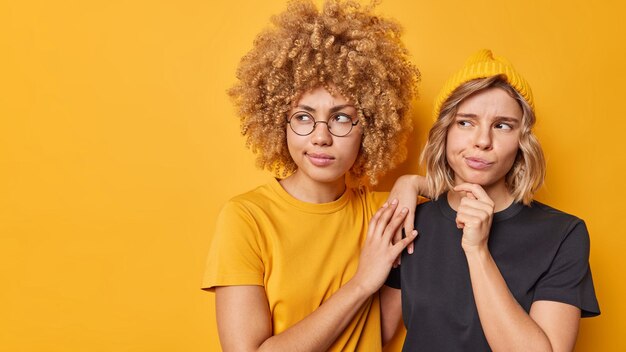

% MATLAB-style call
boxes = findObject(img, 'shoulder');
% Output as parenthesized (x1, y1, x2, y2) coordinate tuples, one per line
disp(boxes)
(512, 201, 591, 252)
(527, 201, 582, 220)
(353, 187, 388, 208)
(523, 201, 587, 233)
(230, 182, 275, 202)
(228, 182, 282, 207)
(219, 183, 282, 219)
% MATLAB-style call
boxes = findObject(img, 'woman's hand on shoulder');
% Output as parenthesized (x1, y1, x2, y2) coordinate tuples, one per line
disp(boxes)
(352, 200, 417, 295)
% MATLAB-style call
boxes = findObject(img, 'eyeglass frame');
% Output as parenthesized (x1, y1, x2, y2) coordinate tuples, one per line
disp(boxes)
(286, 111, 360, 137)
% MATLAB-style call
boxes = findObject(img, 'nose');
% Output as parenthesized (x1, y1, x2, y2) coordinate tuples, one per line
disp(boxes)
(310, 121, 333, 146)
(473, 126, 492, 150)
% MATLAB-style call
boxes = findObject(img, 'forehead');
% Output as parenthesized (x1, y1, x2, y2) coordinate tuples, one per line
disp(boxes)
(457, 87, 522, 119)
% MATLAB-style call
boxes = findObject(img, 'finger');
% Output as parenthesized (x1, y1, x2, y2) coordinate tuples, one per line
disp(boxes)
(394, 228, 403, 246)
(392, 230, 418, 256)
(391, 227, 404, 268)
(403, 207, 415, 238)
(393, 206, 412, 245)
(380, 207, 407, 246)
(393, 232, 401, 247)
(367, 203, 387, 238)
(373, 200, 399, 237)
(453, 183, 492, 205)
(382, 207, 409, 243)
(455, 212, 466, 229)
(458, 198, 491, 214)
(458, 197, 494, 216)
(392, 227, 403, 259)
(455, 212, 481, 228)
(457, 207, 490, 224)
(405, 213, 415, 233)
(402, 227, 417, 255)
(392, 255, 400, 268)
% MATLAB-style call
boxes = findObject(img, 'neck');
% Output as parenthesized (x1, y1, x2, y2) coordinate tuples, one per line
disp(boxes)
(447, 180, 514, 212)
(279, 171, 347, 204)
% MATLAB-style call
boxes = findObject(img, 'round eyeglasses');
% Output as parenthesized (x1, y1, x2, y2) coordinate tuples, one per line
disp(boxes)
(287, 112, 360, 137)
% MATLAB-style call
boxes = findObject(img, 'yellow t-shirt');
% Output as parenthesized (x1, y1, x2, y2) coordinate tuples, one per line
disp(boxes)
(203, 178, 387, 351)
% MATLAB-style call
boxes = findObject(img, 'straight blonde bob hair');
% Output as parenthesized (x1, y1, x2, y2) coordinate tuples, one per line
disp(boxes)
(421, 75, 545, 205)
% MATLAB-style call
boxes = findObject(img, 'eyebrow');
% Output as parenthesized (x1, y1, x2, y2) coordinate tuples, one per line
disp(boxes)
(497, 116, 521, 124)
(296, 104, 356, 113)
(455, 113, 477, 118)
(455, 112, 520, 123)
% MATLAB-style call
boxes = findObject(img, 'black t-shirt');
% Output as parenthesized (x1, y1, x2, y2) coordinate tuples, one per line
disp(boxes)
(387, 195, 600, 351)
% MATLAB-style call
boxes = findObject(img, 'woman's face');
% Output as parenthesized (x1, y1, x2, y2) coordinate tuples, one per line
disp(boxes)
(286, 86, 362, 187)
(445, 87, 522, 191)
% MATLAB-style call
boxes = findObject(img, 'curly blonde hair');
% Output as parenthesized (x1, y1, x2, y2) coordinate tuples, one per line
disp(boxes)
(422, 76, 546, 205)
(229, 0, 420, 184)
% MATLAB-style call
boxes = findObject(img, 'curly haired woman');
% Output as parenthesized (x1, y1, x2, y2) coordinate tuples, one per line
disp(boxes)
(202, 1, 423, 351)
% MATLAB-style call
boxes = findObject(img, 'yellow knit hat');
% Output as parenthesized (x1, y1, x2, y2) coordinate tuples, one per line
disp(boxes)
(432, 49, 534, 120)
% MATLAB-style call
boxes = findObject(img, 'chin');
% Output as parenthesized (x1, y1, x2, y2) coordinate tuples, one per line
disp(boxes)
(303, 168, 346, 184)
(314, 174, 346, 184)
(456, 173, 496, 187)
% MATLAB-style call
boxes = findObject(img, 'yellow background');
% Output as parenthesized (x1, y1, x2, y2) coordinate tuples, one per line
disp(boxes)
(1, 0, 625, 351)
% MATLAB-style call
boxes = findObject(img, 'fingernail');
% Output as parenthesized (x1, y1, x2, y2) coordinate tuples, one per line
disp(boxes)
(383, 202, 388, 208)
(401, 208, 408, 214)
(391, 198, 398, 205)
(408, 247, 414, 254)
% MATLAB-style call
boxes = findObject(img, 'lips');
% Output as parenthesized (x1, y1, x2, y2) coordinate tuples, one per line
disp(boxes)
(306, 152, 335, 167)
(464, 156, 493, 170)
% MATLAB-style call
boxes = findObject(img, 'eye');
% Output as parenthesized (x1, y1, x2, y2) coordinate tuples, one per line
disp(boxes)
(332, 114, 353, 124)
(293, 113, 313, 123)
(495, 122, 513, 130)
(457, 120, 472, 127)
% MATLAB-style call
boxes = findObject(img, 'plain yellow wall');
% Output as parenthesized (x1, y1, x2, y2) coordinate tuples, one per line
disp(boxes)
(1, 0, 625, 351)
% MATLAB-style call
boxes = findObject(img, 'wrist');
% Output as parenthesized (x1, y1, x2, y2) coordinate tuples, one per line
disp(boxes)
(346, 275, 377, 300)
(409, 174, 427, 197)
(462, 243, 490, 257)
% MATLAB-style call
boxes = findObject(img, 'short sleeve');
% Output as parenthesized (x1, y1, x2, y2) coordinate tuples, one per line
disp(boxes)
(201, 201, 265, 291)
(385, 266, 401, 289)
(533, 220, 600, 317)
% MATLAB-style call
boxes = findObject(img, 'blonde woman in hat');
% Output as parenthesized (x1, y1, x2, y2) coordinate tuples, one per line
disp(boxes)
(385, 50, 600, 351)
(202, 1, 427, 351)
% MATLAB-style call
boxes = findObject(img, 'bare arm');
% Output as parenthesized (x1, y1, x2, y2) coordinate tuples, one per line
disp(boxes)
(380, 286, 402, 347)
(464, 248, 580, 352)
(215, 201, 417, 352)
(456, 183, 580, 352)
(216, 281, 375, 352)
